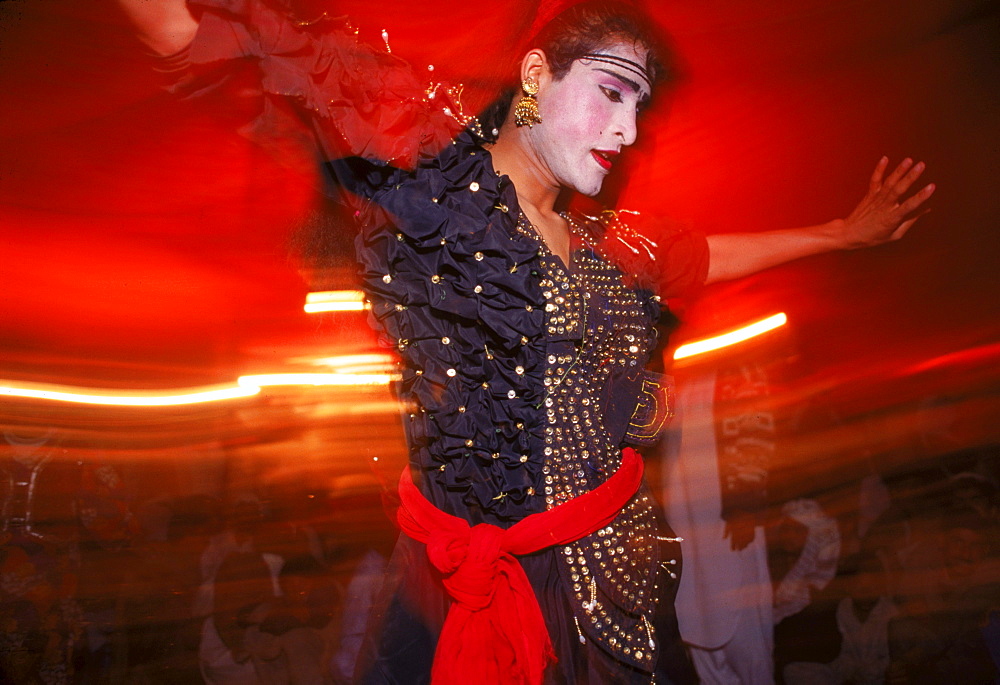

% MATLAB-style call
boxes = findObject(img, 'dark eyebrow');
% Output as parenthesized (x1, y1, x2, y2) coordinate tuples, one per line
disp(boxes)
(595, 67, 639, 92)
(594, 68, 650, 102)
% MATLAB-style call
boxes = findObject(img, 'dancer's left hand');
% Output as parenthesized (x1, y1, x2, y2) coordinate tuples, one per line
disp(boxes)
(839, 156, 935, 248)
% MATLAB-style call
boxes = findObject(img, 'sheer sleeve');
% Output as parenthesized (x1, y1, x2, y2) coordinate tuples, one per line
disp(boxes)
(161, 0, 466, 168)
(594, 210, 709, 300)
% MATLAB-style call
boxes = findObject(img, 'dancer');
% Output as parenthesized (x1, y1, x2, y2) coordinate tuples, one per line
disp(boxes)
(116, 1, 934, 682)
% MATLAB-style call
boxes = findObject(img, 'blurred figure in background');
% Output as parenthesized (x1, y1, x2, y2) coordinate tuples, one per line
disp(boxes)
(663, 355, 783, 684)
(196, 495, 283, 684)
(120, 494, 221, 683)
(0, 428, 83, 685)
(887, 503, 1000, 683)
(202, 551, 277, 684)
(243, 554, 341, 684)
(783, 549, 897, 685)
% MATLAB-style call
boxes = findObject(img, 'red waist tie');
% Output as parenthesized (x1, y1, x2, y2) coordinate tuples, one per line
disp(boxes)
(396, 447, 644, 685)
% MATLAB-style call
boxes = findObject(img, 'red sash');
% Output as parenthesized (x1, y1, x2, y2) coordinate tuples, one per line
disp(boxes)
(396, 447, 644, 685)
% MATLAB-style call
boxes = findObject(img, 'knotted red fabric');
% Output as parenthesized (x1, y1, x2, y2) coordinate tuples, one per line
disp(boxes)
(396, 447, 644, 685)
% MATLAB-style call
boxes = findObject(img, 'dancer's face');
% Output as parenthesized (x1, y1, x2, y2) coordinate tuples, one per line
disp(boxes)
(528, 41, 652, 197)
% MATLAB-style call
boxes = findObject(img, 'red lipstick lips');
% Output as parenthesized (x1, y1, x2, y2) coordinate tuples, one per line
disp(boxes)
(592, 149, 618, 171)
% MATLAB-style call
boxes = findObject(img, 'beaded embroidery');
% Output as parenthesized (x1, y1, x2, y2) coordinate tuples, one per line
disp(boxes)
(519, 211, 669, 671)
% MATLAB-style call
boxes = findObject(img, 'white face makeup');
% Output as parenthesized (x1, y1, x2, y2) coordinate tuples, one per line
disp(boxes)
(527, 42, 652, 197)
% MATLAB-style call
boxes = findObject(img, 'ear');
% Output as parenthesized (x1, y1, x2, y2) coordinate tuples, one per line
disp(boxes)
(520, 49, 550, 87)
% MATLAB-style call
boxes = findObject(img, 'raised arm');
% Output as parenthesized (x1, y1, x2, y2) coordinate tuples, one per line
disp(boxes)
(705, 157, 935, 284)
(115, 0, 199, 55)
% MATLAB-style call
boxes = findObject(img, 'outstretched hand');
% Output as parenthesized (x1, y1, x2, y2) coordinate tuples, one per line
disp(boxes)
(840, 157, 935, 249)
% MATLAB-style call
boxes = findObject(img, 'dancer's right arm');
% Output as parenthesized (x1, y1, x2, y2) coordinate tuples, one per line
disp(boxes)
(112, 0, 464, 168)
(115, 0, 198, 55)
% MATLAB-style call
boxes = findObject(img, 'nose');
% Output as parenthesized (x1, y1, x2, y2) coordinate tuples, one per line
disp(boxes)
(614, 108, 638, 147)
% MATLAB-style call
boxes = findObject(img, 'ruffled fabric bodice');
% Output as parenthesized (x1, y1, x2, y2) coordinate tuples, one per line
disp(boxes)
(344, 126, 706, 525)
(343, 126, 547, 525)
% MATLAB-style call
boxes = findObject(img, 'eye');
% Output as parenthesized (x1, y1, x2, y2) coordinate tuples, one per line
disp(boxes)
(599, 86, 623, 103)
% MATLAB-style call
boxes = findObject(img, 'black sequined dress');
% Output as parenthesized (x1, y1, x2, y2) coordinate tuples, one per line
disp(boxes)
(342, 125, 706, 683)
(168, 2, 709, 681)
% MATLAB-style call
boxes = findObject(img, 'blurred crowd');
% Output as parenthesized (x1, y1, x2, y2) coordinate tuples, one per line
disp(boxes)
(771, 443, 1000, 685)
(0, 429, 396, 685)
(0, 424, 997, 684)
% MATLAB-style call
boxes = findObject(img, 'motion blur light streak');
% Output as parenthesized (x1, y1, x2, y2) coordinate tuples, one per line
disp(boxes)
(673, 312, 788, 360)
(311, 353, 396, 367)
(304, 290, 367, 312)
(1, 313, 790, 406)
(0, 381, 259, 406)
(0, 371, 400, 407)
(309, 353, 399, 375)
(239, 372, 400, 387)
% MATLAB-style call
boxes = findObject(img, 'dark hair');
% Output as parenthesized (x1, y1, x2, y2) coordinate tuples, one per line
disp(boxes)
(480, 1, 679, 134)
(531, 1, 674, 83)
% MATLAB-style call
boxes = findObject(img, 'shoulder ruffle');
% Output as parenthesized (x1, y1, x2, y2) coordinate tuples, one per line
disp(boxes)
(184, 0, 466, 167)
(588, 209, 709, 299)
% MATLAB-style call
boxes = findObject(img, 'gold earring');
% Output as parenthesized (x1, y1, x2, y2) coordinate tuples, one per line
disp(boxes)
(514, 79, 542, 128)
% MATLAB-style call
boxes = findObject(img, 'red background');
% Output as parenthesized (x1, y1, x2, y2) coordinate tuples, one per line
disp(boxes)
(1, 0, 997, 394)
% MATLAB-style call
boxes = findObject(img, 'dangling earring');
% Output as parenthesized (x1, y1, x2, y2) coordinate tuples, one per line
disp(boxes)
(514, 79, 542, 128)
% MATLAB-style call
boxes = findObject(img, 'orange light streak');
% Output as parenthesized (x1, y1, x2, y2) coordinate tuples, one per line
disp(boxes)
(0, 371, 401, 407)
(673, 312, 788, 360)
(309, 353, 398, 375)
(304, 290, 368, 313)
(240, 372, 400, 388)
(0, 381, 258, 406)
(310, 353, 395, 367)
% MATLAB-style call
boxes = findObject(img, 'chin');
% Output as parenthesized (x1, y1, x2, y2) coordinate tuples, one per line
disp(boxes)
(572, 177, 605, 197)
